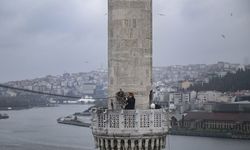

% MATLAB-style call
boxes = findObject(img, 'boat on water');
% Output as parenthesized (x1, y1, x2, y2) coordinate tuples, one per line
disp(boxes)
(74, 106, 94, 116)
(57, 106, 95, 127)
(57, 115, 91, 127)
(0, 113, 9, 119)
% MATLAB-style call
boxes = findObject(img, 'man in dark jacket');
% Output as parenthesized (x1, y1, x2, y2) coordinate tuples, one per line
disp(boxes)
(125, 92, 135, 109)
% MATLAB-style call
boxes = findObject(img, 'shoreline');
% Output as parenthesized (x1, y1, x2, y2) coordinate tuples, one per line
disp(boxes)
(0, 105, 58, 111)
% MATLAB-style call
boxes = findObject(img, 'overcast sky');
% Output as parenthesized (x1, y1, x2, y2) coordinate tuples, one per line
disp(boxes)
(0, 0, 249, 82)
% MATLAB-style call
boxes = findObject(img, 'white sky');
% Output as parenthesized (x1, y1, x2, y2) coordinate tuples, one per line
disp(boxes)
(0, 0, 249, 82)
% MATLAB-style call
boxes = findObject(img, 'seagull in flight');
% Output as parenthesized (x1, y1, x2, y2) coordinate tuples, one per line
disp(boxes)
(221, 34, 226, 39)
(157, 13, 166, 16)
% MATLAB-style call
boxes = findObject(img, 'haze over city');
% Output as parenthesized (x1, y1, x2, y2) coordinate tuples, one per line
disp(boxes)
(1, 1, 250, 149)
(0, 0, 249, 82)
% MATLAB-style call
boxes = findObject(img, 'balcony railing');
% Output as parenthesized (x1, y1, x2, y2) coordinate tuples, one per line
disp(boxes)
(92, 109, 169, 136)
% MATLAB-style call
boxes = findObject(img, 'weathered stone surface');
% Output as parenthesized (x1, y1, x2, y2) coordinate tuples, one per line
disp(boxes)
(108, 0, 152, 109)
(92, 109, 168, 150)
(91, 1, 168, 150)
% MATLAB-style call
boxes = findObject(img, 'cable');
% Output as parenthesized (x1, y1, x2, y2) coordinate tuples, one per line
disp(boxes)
(0, 83, 111, 100)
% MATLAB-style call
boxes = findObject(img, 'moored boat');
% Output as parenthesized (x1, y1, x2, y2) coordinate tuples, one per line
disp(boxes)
(0, 113, 9, 119)
(57, 115, 90, 127)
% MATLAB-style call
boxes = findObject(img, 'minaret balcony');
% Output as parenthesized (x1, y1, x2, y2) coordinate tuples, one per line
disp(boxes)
(92, 109, 169, 137)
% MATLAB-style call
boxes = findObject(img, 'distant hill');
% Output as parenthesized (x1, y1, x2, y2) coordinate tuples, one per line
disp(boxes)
(0, 71, 107, 98)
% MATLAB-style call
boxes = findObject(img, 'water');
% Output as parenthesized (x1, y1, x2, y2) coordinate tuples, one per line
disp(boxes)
(0, 105, 249, 150)
(0, 105, 93, 150)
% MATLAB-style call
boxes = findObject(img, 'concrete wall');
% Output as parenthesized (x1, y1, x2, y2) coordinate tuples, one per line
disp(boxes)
(108, 0, 152, 109)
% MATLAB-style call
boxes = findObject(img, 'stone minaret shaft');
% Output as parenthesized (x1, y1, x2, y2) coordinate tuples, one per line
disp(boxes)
(108, 0, 152, 109)
(91, 1, 168, 150)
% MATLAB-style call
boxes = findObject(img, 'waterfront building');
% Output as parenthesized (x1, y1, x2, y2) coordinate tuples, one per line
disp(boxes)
(175, 112, 250, 135)
(91, 0, 169, 149)
(170, 103, 250, 139)
(197, 91, 223, 103)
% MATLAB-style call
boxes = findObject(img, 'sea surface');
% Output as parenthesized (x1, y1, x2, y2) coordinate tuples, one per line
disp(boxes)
(0, 105, 249, 150)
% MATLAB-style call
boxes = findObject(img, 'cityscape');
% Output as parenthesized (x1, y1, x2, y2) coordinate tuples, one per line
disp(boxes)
(0, 0, 250, 150)
(1, 61, 250, 141)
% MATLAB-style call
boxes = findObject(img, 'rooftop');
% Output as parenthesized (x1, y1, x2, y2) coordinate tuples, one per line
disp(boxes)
(184, 112, 250, 122)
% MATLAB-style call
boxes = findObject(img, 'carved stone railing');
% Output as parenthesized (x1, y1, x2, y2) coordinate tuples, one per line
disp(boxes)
(91, 109, 169, 137)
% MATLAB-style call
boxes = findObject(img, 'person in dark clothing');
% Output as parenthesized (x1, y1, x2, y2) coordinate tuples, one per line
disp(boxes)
(117, 89, 125, 98)
(149, 90, 153, 104)
(125, 92, 135, 110)
(116, 89, 127, 108)
(130, 95, 135, 109)
(111, 99, 114, 110)
(155, 104, 161, 109)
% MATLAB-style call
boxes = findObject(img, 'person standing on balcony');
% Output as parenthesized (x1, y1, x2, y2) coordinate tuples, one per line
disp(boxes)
(125, 92, 135, 109)
(111, 99, 114, 110)
(116, 89, 126, 109)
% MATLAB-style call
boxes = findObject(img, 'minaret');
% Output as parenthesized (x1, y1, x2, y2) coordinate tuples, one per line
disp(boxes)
(91, 0, 168, 149)
(108, 0, 152, 110)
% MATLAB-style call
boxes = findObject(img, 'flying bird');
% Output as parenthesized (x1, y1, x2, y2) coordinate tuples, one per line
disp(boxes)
(157, 13, 166, 16)
(221, 34, 226, 39)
